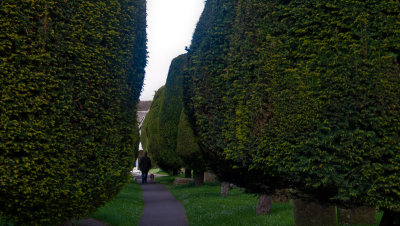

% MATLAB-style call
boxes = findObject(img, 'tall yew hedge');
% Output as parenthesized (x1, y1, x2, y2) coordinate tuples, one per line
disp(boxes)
(142, 55, 207, 176)
(0, 0, 146, 224)
(141, 86, 165, 171)
(185, 0, 287, 194)
(186, 0, 400, 221)
(156, 54, 187, 174)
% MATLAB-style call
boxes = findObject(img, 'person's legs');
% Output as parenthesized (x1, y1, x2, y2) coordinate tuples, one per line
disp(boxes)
(141, 172, 146, 184)
(143, 172, 148, 183)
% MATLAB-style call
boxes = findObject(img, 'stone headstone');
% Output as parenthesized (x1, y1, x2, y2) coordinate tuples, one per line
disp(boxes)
(256, 194, 273, 215)
(204, 171, 217, 182)
(338, 206, 377, 225)
(221, 182, 229, 197)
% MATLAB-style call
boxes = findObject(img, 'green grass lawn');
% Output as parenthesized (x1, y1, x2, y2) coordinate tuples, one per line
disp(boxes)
(157, 176, 383, 226)
(89, 177, 144, 226)
(157, 176, 293, 226)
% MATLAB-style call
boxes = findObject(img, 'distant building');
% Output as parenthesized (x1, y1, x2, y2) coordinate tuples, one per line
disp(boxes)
(137, 101, 152, 131)
(135, 101, 152, 170)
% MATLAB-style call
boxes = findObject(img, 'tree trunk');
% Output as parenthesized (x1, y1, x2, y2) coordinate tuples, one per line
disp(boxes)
(193, 171, 204, 186)
(256, 194, 273, 215)
(338, 206, 376, 225)
(293, 198, 337, 226)
(221, 182, 229, 197)
(185, 168, 192, 178)
(379, 209, 400, 226)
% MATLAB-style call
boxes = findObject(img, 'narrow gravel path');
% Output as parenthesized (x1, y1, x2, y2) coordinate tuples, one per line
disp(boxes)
(135, 173, 188, 226)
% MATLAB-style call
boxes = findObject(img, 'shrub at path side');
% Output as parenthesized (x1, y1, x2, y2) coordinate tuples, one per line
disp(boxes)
(0, 0, 146, 224)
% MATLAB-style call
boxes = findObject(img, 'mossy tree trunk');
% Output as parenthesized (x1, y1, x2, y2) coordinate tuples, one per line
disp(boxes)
(193, 171, 204, 186)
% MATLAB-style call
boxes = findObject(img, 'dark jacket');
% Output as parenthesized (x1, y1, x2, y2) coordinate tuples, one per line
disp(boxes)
(139, 156, 151, 173)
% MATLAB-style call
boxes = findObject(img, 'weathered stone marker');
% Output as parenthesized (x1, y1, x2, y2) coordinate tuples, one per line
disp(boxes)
(338, 206, 377, 225)
(256, 194, 273, 215)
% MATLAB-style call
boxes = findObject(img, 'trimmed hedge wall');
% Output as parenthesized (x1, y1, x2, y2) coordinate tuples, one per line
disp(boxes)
(0, 0, 146, 224)
(226, 0, 400, 209)
(186, 0, 400, 213)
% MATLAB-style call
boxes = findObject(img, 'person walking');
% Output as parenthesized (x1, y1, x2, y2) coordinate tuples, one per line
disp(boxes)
(139, 152, 151, 184)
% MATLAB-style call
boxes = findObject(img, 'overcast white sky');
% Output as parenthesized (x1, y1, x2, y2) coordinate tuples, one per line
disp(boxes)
(140, 0, 205, 101)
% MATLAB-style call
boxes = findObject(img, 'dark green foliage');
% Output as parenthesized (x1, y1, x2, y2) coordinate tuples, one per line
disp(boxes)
(141, 87, 165, 171)
(187, 0, 400, 213)
(226, 0, 400, 210)
(0, 0, 146, 224)
(177, 109, 206, 172)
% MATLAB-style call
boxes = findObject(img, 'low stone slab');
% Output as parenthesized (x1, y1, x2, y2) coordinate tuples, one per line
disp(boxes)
(293, 198, 336, 226)
(173, 177, 193, 186)
(338, 206, 377, 225)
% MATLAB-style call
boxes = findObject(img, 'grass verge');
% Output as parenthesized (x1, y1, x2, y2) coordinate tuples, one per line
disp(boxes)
(157, 176, 383, 226)
(89, 177, 144, 226)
